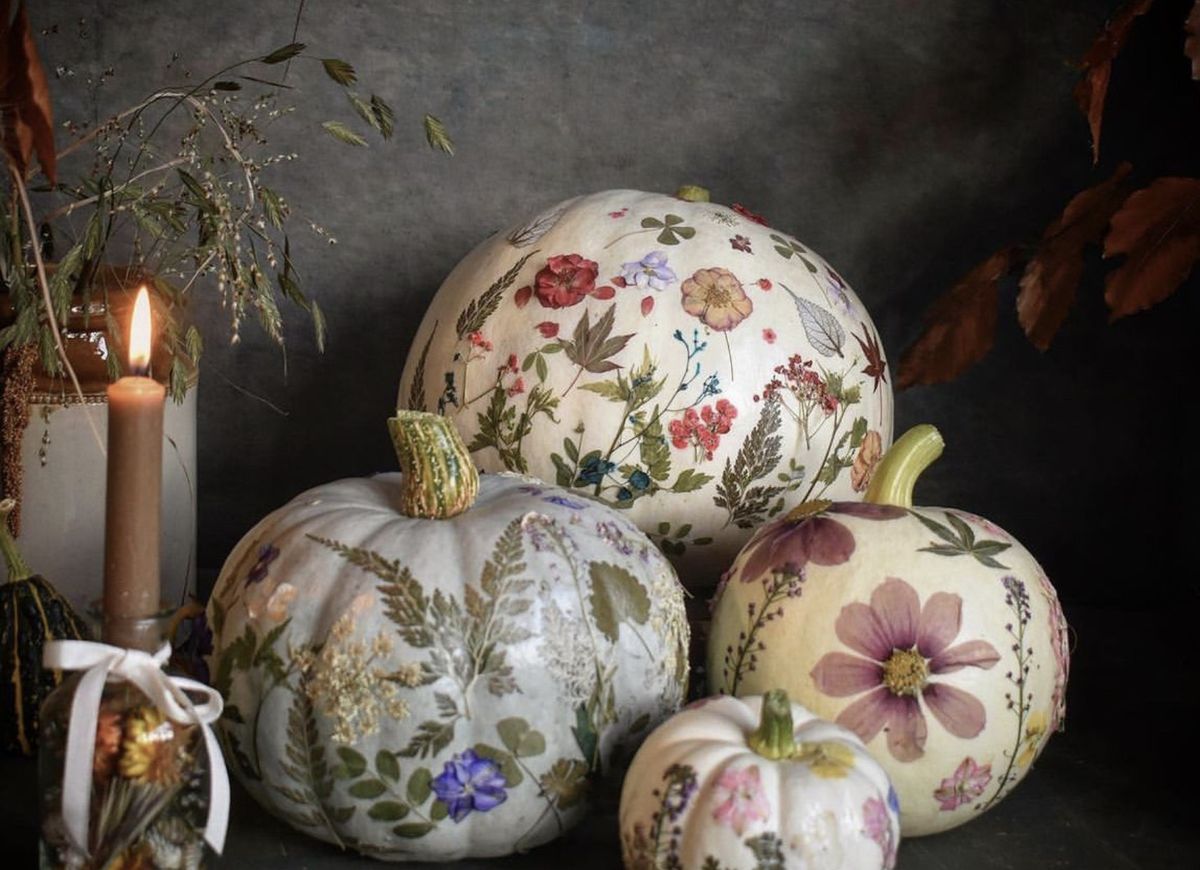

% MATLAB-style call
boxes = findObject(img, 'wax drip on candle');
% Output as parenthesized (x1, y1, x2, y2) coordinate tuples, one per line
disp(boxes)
(129, 287, 152, 378)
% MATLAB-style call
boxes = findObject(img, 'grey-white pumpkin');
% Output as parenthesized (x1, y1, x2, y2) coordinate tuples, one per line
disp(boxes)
(207, 412, 689, 861)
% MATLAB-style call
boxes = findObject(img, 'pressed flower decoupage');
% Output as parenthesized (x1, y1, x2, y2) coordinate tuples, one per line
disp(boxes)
(398, 189, 894, 586)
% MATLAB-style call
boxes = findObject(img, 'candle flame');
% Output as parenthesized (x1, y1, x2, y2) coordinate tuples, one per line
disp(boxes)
(129, 287, 152, 376)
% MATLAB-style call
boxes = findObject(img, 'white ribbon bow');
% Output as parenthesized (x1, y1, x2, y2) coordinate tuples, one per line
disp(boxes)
(42, 640, 229, 858)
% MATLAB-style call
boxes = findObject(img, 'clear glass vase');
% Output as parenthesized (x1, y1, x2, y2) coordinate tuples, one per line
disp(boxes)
(37, 613, 213, 869)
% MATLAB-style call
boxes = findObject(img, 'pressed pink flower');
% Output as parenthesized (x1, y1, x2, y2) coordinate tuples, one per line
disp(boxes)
(934, 757, 992, 810)
(730, 234, 753, 253)
(862, 795, 897, 868)
(811, 577, 1001, 762)
(514, 285, 533, 308)
(762, 328, 777, 344)
(468, 331, 493, 351)
(757, 278, 772, 291)
(505, 353, 519, 373)
(641, 295, 654, 316)
(668, 400, 737, 460)
(711, 765, 770, 834)
(609, 207, 628, 218)
(536, 321, 560, 338)
(506, 377, 525, 397)
(740, 502, 905, 581)
(680, 267, 753, 331)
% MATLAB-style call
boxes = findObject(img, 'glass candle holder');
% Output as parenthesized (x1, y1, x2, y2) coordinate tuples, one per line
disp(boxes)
(37, 612, 215, 869)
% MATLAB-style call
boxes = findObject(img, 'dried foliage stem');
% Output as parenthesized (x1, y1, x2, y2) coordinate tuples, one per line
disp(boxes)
(7, 165, 105, 456)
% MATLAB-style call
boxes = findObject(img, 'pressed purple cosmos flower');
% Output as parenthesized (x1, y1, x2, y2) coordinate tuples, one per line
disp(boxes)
(544, 495, 587, 509)
(246, 543, 280, 585)
(933, 756, 992, 811)
(432, 748, 508, 822)
(620, 251, 677, 291)
(739, 501, 906, 581)
(811, 576, 1000, 762)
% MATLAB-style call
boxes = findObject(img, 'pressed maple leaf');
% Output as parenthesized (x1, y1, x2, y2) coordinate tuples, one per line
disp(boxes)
(1186, 0, 1200, 79)
(1103, 176, 1200, 319)
(897, 249, 1016, 390)
(1073, 0, 1153, 165)
(0, 0, 57, 183)
(558, 303, 634, 375)
(1017, 162, 1134, 349)
(852, 322, 888, 393)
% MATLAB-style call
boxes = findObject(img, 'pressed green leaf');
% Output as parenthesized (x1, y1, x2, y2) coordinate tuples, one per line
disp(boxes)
(587, 562, 650, 643)
(406, 767, 432, 805)
(539, 758, 590, 810)
(393, 822, 435, 838)
(321, 58, 358, 86)
(348, 779, 388, 799)
(262, 42, 306, 64)
(429, 801, 449, 821)
(322, 120, 368, 146)
(496, 717, 546, 758)
(368, 801, 408, 821)
(376, 750, 401, 782)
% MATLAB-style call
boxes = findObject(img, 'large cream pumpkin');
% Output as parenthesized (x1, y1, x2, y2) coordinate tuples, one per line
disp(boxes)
(207, 413, 689, 860)
(398, 189, 894, 587)
(706, 428, 1071, 836)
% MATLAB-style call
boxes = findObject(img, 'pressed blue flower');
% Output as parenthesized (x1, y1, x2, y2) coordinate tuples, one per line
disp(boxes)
(432, 748, 508, 822)
(576, 456, 616, 487)
(544, 495, 587, 509)
(616, 487, 633, 501)
(887, 785, 901, 814)
(246, 543, 280, 585)
(628, 469, 651, 491)
(620, 250, 677, 291)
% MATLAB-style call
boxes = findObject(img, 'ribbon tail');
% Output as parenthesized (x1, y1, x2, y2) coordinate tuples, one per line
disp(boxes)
(200, 723, 230, 853)
(62, 663, 110, 858)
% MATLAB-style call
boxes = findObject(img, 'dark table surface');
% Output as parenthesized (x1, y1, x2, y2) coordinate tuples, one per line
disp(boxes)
(4, 606, 1195, 868)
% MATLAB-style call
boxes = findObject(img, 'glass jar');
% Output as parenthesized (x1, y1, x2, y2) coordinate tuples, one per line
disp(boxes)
(37, 613, 214, 869)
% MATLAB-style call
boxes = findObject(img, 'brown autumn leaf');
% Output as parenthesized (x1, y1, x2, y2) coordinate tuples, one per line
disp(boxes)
(1017, 162, 1134, 349)
(897, 249, 1016, 390)
(1103, 176, 1200, 319)
(0, 0, 57, 183)
(1186, 0, 1200, 78)
(1074, 0, 1154, 165)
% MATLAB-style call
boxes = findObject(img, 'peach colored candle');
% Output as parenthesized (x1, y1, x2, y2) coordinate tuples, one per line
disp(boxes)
(102, 287, 164, 649)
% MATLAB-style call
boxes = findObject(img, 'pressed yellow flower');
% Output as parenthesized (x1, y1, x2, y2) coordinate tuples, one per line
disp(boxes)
(793, 740, 856, 779)
(390, 661, 426, 688)
(119, 706, 188, 785)
(1017, 710, 1049, 767)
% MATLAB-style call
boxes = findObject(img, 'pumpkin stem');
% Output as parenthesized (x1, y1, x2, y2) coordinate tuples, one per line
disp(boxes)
(747, 689, 796, 760)
(388, 411, 480, 519)
(865, 424, 944, 509)
(675, 185, 710, 203)
(0, 499, 33, 583)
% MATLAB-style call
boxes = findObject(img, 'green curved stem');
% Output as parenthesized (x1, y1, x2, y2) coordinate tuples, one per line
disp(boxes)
(747, 689, 796, 760)
(388, 411, 480, 519)
(864, 424, 944, 508)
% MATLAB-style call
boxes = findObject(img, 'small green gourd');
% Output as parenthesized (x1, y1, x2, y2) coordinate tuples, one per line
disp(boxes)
(0, 498, 90, 755)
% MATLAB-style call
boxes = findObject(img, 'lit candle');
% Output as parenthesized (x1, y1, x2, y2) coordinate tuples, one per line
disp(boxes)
(102, 287, 164, 650)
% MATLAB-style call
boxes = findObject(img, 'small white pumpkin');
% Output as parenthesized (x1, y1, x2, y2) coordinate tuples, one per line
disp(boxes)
(620, 690, 900, 869)
(207, 412, 689, 860)
(398, 188, 894, 587)
(707, 427, 1071, 836)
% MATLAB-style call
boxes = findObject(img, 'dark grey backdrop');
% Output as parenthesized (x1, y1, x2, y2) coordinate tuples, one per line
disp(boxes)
(33, 0, 1192, 605)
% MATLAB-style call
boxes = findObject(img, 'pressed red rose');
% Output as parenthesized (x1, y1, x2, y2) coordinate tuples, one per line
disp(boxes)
(536, 321, 560, 338)
(533, 253, 600, 308)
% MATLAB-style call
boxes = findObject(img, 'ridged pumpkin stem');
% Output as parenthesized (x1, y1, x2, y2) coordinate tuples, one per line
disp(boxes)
(388, 411, 480, 519)
(675, 185, 710, 203)
(0, 499, 33, 583)
(747, 689, 796, 760)
(865, 424, 945, 509)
